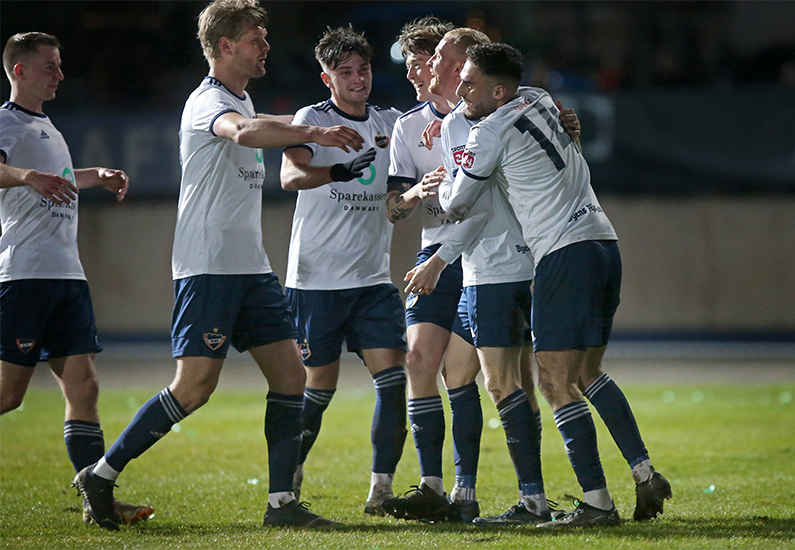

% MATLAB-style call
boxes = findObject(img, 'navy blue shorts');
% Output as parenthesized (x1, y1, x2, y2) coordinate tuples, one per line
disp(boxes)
(0, 279, 101, 367)
(457, 280, 533, 348)
(287, 284, 407, 367)
(532, 240, 621, 352)
(405, 244, 463, 333)
(171, 273, 298, 359)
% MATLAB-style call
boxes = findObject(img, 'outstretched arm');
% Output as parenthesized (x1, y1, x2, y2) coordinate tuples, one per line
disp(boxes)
(213, 112, 365, 153)
(281, 146, 376, 192)
(0, 161, 78, 204)
(74, 168, 129, 201)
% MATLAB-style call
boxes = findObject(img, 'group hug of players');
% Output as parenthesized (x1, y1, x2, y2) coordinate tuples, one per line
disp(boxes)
(0, 0, 672, 531)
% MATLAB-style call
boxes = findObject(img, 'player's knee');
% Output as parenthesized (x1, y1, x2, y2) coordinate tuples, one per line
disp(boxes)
(405, 348, 438, 377)
(0, 390, 25, 414)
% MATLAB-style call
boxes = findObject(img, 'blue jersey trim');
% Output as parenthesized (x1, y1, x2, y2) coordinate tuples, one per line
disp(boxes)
(283, 143, 313, 154)
(209, 109, 239, 136)
(461, 167, 490, 181)
(204, 76, 247, 101)
(428, 102, 448, 119)
(327, 99, 370, 122)
(0, 149, 6, 162)
(1, 101, 47, 118)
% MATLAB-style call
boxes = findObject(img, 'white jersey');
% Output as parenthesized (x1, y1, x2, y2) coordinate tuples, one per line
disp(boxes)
(387, 102, 457, 248)
(285, 100, 401, 290)
(0, 102, 85, 282)
(437, 101, 533, 286)
(448, 87, 617, 266)
(172, 77, 272, 279)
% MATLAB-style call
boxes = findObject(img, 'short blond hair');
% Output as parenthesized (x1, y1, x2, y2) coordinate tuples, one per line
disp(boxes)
(397, 17, 455, 57)
(197, 0, 267, 64)
(445, 27, 491, 55)
(3, 32, 60, 80)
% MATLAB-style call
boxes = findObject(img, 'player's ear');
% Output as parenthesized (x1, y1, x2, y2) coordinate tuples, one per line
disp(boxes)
(320, 71, 332, 90)
(13, 63, 25, 79)
(218, 36, 232, 57)
(493, 84, 506, 101)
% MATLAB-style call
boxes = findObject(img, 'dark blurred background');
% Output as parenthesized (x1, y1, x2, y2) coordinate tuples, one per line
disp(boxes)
(2, 1, 794, 342)
(3, 1, 794, 197)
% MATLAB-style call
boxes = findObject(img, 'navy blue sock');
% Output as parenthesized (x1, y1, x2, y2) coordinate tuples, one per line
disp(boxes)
(497, 389, 544, 494)
(371, 367, 407, 473)
(448, 382, 482, 484)
(298, 387, 335, 465)
(64, 420, 105, 472)
(554, 401, 606, 492)
(408, 395, 445, 478)
(105, 388, 187, 472)
(265, 392, 304, 494)
(584, 373, 649, 467)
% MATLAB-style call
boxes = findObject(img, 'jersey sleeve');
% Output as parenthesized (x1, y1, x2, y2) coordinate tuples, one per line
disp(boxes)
(192, 88, 241, 136)
(460, 124, 503, 181)
(287, 106, 319, 157)
(387, 116, 418, 192)
(436, 185, 492, 265)
(0, 113, 21, 163)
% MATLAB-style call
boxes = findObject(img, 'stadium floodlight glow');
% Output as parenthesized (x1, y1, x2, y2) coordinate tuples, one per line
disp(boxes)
(390, 41, 405, 64)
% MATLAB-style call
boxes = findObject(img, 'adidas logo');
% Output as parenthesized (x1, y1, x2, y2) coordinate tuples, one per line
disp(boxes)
(40, 130, 50, 139)
(410, 423, 422, 434)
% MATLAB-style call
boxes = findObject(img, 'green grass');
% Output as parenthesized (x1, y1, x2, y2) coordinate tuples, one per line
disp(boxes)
(2, 382, 794, 549)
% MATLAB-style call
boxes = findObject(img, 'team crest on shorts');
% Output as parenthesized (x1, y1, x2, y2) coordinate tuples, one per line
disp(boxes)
(203, 329, 226, 351)
(405, 293, 418, 309)
(16, 338, 35, 353)
(374, 133, 390, 149)
(298, 339, 312, 361)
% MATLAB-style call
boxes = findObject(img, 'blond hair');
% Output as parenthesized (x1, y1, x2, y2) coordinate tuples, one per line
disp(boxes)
(197, 0, 267, 64)
(397, 17, 455, 57)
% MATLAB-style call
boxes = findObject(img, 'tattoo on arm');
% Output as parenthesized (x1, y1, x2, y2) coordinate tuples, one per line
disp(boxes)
(386, 192, 413, 221)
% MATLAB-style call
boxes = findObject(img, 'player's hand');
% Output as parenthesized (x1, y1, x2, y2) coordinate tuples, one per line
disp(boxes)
(413, 166, 445, 200)
(404, 255, 445, 295)
(97, 168, 129, 201)
(422, 120, 442, 150)
(556, 100, 581, 139)
(23, 169, 78, 204)
(314, 125, 365, 153)
(330, 147, 376, 182)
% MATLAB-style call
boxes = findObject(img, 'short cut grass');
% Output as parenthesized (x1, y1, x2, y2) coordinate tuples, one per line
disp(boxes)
(3, 32, 60, 80)
(197, 0, 268, 65)
(314, 25, 373, 72)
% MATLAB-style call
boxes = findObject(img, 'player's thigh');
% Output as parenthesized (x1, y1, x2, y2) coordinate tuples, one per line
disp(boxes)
(405, 253, 462, 333)
(464, 281, 532, 348)
(49, 353, 100, 411)
(348, 284, 407, 357)
(249, 339, 306, 395)
(287, 287, 351, 367)
(0, 360, 36, 412)
(172, 275, 246, 359)
(532, 240, 621, 352)
(441, 332, 480, 390)
(406, 322, 450, 374)
(233, 273, 299, 353)
(170, 356, 225, 413)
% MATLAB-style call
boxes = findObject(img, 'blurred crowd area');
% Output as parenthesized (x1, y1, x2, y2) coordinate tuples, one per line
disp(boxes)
(2, 1, 794, 115)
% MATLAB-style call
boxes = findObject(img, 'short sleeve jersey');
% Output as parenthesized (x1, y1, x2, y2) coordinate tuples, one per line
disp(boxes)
(0, 102, 84, 282)
(285, 100, 400, 290)
(461, 87, 617, 265)
(172, 77, 271, 279)
(387, 102, 456, 249)
(439, 101, 534, 286)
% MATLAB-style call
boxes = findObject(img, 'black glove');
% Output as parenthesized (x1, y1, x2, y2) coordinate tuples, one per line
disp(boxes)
(330, 147, 376, 182)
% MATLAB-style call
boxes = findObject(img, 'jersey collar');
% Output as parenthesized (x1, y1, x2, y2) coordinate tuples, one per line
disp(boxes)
(2, 101, 47, 118)
(203, 76, 247, 101)
(326, 99, 369, 122)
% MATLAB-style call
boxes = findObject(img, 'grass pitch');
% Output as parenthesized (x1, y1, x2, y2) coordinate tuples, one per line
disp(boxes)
(1, 379, 794, 549)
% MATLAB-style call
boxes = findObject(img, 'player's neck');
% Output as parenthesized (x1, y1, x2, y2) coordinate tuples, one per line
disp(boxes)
(330, 94, 367, 118)
(9, 90, 44, 114)
(208, 66, 248, 98)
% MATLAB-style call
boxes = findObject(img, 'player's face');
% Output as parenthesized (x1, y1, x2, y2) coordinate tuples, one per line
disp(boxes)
(18, 46, 64, 105)
(230, 25, 270, 79)
(427, 35, 463, 99)
(325, 52, 372, 108)
(405, 51, 434, 102)
(457, 61, 500, 120)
